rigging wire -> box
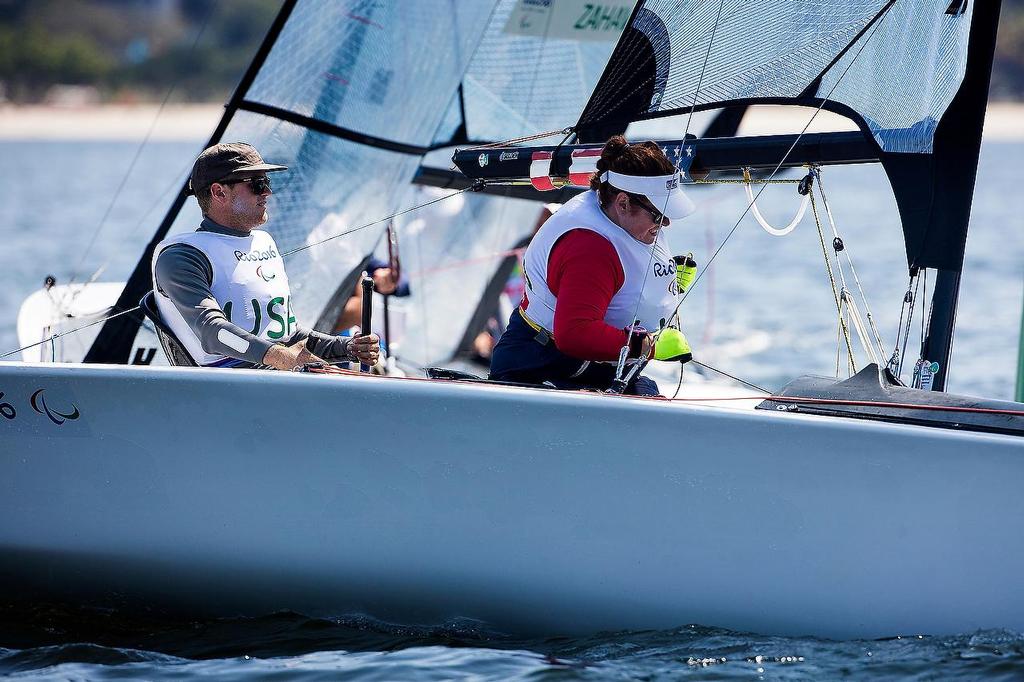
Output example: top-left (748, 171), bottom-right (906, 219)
top-left (664, 4), bottom-right (896, 330)
top-left (74, 171), bottom-right (190, 292)
top-left (897, 270), bottom-right (922, 379)
top-left (621, 0), bottom-right (726, 384)
top-left (813, 169), bottom-right (887, 357)
top-left (300, 365), bottom-right (1024, 418)
top-left (463, 127), bottom-right (574, 151)
top-left (689, 360), bottom-right (771, 395)
top-left (414, 200), bottom-right (432, 362)
top-left (519, 0), bottom-right (558, 144)
top-left (12, 2), bottom-right (899, 388)
top-left (681, 0), bottom-right (726, 141)
top-left (654, 7), bottom-right (898, 393)
top-left (279, 185), bottom-right (476, 259)
top-left (808, 184), bottom-right (856, 372)
top-left (61, 9), bottom-right (215, 304)
top-left (921, 268), bottom-right (929, 348)
top-left (910, 267), bottom-right (931, 388)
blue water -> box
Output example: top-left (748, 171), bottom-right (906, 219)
top-left (2, 605), bottom-right (1023, 680)
top-left (1, 138), bottom-right (1023, 678)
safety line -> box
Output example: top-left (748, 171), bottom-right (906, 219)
top-left (0, 306), bottom-right (141, 360)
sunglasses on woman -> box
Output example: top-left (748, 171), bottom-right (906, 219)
top-left (630, 194), bottom-right (666, 224)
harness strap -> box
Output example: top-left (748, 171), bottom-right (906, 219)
top-left (518, 306), bottom-right (591, 378)
top-left (518, 306), bottom-right (552, 346)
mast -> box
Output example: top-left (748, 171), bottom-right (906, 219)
top-left (914, 0), bottom-right (1002, 391)
top-left (84, 0), bottom-right (299, 364)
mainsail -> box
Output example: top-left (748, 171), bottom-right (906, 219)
top-left (86, 0), bottom-right (498, 364)
top-left (86, 0), bottom-right (626, 367)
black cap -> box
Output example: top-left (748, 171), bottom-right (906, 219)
top-left (187, 142), bottom-right (288, 195)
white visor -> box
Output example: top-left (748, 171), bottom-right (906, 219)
top-left (600, 170), bottom-right (696, 221)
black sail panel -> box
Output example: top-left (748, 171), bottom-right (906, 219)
top-left (576, 6), bottom-right (666, 143)
top-left (576, 0), bottom-right (997, 275)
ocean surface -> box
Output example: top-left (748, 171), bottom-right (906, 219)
top-left (1, 138), bottom-right (1023, 679)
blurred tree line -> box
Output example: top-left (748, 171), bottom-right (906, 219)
top-left (0, 0), bottom-right (281, 103)
top-left (993, 0), bottom-right (1024, 100)
top-left (0, 0), bottom-right (1022, 104)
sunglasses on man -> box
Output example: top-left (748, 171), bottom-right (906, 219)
top-left (220, 176), bottom-right (272, 194)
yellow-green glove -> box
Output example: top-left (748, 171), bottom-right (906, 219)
top-left (654, 327), bottom-right (692, 363)
top-left (673, 254), bottom-right (697, 294)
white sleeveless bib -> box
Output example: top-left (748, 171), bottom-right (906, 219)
top-left (153, 228), bottom-right (294, 366)
top-left (522, 191), bottom-right (678, 335)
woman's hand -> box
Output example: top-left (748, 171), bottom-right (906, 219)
top-left (625, 325), bottom-right (653, 359)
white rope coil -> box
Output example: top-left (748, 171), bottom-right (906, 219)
top-left (743, 170), bottom-right (809, 237)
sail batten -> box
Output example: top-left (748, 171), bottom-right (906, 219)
top-left (237, 100), bottom-right (454, 156)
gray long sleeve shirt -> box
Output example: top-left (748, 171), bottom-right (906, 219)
top-left (153, 218), bottom-right (352, 367)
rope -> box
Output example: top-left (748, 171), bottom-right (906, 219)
top-left (462, 127), bottom-right (574, 151)
top-left (742, 167), bottom-right (809, 236)
top-left (809, 188), bottom-right (856, 372)
top-left (691, 177), bottom-right (801, 185)
top-left (690, 360), bottom-right (771, 394)
top-left (0, 306), bottom-right (141, 360)
top-left (671, 363), bottom-right (686, 400)
top-left (813, 169), bottom-right (887, 358)
top-left (897, 271), bottom-right (922, 379)
top-left (14, 0), bottom-right (895, 385)
top-left (620, 0), bottom-right (729, 385)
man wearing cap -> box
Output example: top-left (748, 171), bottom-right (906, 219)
top-left (488, 136), bottom-right (694, 395)
top-left (152, 142), bottom-right (379, 370)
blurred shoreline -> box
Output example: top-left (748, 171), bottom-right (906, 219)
top-left (0, 102), bottom-right (1021, 142)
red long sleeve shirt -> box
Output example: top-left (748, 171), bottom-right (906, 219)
top-left (531, 228), bottom-right (630, 361)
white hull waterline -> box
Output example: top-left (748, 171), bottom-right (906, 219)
top-left (2, 362), bottom-right (1021, 639)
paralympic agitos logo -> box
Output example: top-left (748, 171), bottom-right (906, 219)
top-left (30, 389), bottom-right (81, 425)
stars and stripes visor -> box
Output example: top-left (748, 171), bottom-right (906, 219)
top-left (600, 170), bottom-right (696, 221)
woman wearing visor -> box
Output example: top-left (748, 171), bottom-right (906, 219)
top-left (488, 135), bottom-right (695, 396)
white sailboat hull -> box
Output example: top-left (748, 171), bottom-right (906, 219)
top-left (1, 362), bottom-right (1021, 638)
